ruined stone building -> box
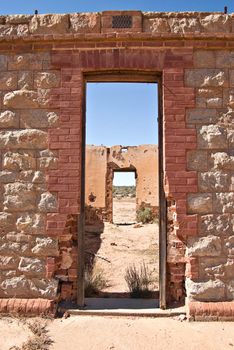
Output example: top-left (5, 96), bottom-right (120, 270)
top-left (0, 11), bottom-right (233, 320)
top-left (85, 144), bottom-right (158, 225)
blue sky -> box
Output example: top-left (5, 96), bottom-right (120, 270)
top-left (86, 83), bottom-right (157, 146)
top-left (1, 0), bottom-right (234, 14)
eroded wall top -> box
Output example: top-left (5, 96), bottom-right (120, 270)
top-left (0, 12), bottom-right (233, 39)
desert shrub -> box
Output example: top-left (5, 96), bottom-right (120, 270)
top-left (136, 207), bottom-right (154, 224)
top-left (124, 262), bottom-right (152, 298)
top-left (84, 266), bottom-right (108, 297)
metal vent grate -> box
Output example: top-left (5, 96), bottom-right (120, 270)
top-left (112, 15), bottom-right (132, 28)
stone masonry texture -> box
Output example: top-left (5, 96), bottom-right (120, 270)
top-left (0, 11), bottom-right (233, 318)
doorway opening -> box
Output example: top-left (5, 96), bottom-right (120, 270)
top-left (113, 170), bottom-right (137, 225)
top-left (79, 72), bottom-right (166, 309)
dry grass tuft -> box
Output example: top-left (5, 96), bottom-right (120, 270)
top-left (9, 318), bottom-right (53, 350)
top-left (85, 266), bottom-right (109, 297)
top-left (125, 261), bottom-right (152, 298)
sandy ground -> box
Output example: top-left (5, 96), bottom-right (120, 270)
top-left (113, 197), bottom-right (136, 224)
top-left (48, 316), bottom-right (234, 350)
top-left (85, 198), bottom-right (159, 294)
top-left (0, 317), bottom-right (30, 350)
top-left (1, 315), bottom-right (234, 350)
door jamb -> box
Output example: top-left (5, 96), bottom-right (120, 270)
top-left (77, 71), bottom-right (167, 308)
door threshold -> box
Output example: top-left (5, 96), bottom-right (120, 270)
top-left (59, 298), bottom-right (186, 318)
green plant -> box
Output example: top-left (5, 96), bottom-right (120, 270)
top-left (124, 262), bottom-right (152, 298)
top-left (136, 207), bottom-right (154, 224)
top-left (84, 266), bottom-right (108, 297)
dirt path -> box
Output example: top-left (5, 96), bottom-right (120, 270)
top-left (113, 197), bottom-right (136, 224)
top-left (85, 197), bottom-right (159, 295)
top-left (49, 316), bottom-right (234, 350)
top-left (1, 316), bottom-right (234, 350)
top-left (93, 222), bottom-right (159, 293)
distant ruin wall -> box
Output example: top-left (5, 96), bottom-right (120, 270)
top-left (85, 144), bottom-right (158, 224)
top-left (0, 11), bottom-right (233, 318)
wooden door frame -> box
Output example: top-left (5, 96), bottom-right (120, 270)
top-left (77, 70), bottom-right (167, 309)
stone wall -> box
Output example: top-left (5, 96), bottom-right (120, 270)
top-left (0, 10), bottom-right (233, 318)
top-left (85, 145), bottom-right (158, 224)
top-left (185, 52), bottom-right (234, 303)
top-left (0, 52), bottom-right (60, 301)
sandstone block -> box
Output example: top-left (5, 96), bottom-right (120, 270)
top-left (4, 89), bottom-right (50, 109)
top-left (199, 257), bottom-right (226, 279)
top-left (185, 69), bottom-right (228, 88)
top-left (0, 241), bottom-right (30, 255)
top-left (224, 260), bottom-right (234, 278)
top-left (34, 72), bottom-right (60, 89)
top-left (3, 151), bottom-right (36, 171)
top-left (186, 108), bottom-right (218, 124)
top-left (38, 192), bottom-right (57, 212)
top-left (219, 108), bottom-right (234, 125)
top-left (214, 193), bottom-right (234, 213)
top-left (0, 275), bottom-right (58, 298)
top-left (20, 110), bottom-right (59, 129)
top-left (0, 256), bottom-right (18, 269)
top-left (187, 150), bottom-right (208, 171)
top-left (186, 278), bottom-right (225, 301)
top-left (187, 235), bottom-right (222, 257)
top-left (0, 276), bottom-right (31, 297)
top-left (187, 193), bottom-right (212, 214)
top-left (216, 51), bottom-right (234, 68)
top-left (19, 257), bottom-right (45, 274)
top-left (32, 237), bottom-right (59, 256)
top-left (229, 70), bottom-right (234, 87)
top-left (0, 171), bottom-right (17, 183)
top-left (224, 235), bottom-right (234, 256)
top-left (211, 152), bottom-right (234, 171)
top-left (168, 17), bottom-right (201, 34)
top-left (198, 171), bottom-right (230, 192)
top-left (143, 17), bottom-right (170, 33)
top-left (0, 55), bottom-right (7, 71)
top-left (0, 72), bottom-right (17, 90)
top-left (0, 110), bottom-right (18, 128)
top-left (29, 14), bottom-right (69, 34)
top-left (196, 88), bottom-right (223, 108)
top-left (228, 129), bottom-right (234, 148)
top-left (198, 125), bottom-right (227, 149)
top-left (16, 170), bottom-right (45, 184)
top-left (5, 15), bottom-right (32, 24)
top-left (193, 50), bottom-right (216, 68)
top-left (227, 281), bottom-right (234, 300)
top-left (0, 25), bottom-right (15, 36)
top-left (200, 14), bottom-right (231, 33)
top-left (0, 130), bottom-right (47, 149)
top-left (38, 156), bottom-right (58, 170)
top-left (16, 213), bottom-right (45, 235)
top-left (70, 13), bottom-right (100, 33)
top-left (31, 278), bottom-right (58, 299)
top-left (18, 71), bottom-right (33, 90)
top-left (8, 54), bottom-right (43, 70)
top-left (223, 90), bottom-right (234, 109)
top-left (0, 212), bottom-right (15, 233)
top-left (199, 214), bottom-right (232, 236)
top-left (0, 24), bottom-right (29, 36)
top-left (4, 182), bottom-right (36, 211)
